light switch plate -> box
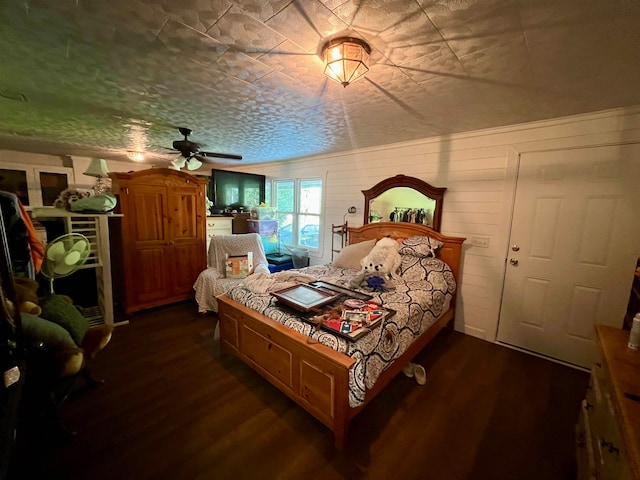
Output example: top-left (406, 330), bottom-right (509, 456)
top-left (471, 236), bottom-right (490, 248)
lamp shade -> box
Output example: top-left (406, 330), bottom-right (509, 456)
top-left (187, 157), bottom-right (202, 171)
top-left (323, 37), bottom-right (371, 87)
top-left (84, 158), bottom-right (109, 178)
top-left (170, 156), bottom-right (187, 169)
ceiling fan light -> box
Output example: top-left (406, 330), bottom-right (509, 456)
top-left (187, 157), bottom-right (202, 170)
top-left (127, 151), bottom-right (145, 162)
top-left (171, 156), bottom-right (187, 169)
top-left (323, 37), bottom-right (370, 87)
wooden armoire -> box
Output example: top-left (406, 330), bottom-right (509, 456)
top-left (109, 168), bottom-right (208, 315)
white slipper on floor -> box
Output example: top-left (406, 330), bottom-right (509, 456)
top-left (414, 364), bottom-right (426, 385)
top-left (402, 363), bottom-right (415, 378)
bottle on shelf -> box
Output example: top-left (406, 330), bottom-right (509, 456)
top-left (628, 313), bottom-right (640, 350)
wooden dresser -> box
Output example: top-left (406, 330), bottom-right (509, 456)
top-left (577, 325), bottom-right (640, 480)
top-left (205, 217), bottom-right (233, 253)
top-left (110, 168), bottom-right (207, 315)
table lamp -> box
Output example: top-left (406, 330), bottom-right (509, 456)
top-left (84, 158), bottom-right (110, 195)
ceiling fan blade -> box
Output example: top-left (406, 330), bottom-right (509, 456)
top-left (199, 151), bottom-right (243, 160)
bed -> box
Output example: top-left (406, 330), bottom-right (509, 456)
top-left (217, 222), bottom-right (465, 449)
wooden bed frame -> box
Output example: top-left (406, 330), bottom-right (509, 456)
top-left (217, 222), bottom-right (465, 449)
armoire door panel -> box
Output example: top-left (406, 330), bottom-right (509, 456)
top-left (172, 243), bottom-right (204, 296)
top-left (171, 187), bottom-right (202, 241)
top-left (133, 247), bottom-right (170, 304)
top-left (130, 186), bottom-right (169, 243)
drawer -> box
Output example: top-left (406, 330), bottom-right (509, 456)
top-left (584, 363), bottom-right (630, 480)
top-left (240, 324), bottom-right (293, 390)
top-left (206, 217), bottom-right (233, 236)
top-left (597, 392), bottom-right (628, 480)
top-left (576, 400), bottom-right (597, 480)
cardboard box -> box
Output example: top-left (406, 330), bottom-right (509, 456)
top-left (225, 252), bottom-right (253, 278)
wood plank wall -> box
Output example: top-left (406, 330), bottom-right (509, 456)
top-left (224, 107), bottom-right (640, 343)
top-left (2, 106), bottom-right (639, 344)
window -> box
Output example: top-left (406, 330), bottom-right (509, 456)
top-left (0, 164), bottom-right (74, 207)
top-left (273, 178), bottom-right (323, 250)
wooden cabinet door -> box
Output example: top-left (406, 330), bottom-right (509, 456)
top-left (169, 185), bottom-right (206, 296)
top-left (125, 184), bottom-right (172, 306)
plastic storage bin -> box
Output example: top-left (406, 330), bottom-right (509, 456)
top-left (250, 206), bottom-right (277, 220)
top-left (290, 247), bottom-right (309, 268)
top-left (247, 220), bottom-right (278, 236)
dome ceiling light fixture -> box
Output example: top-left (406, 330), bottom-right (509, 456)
top-left (322, 37), bottom-right (371, 87)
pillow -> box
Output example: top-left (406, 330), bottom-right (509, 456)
top-left (332, 239), bottom-right (376, 270)
top-left (399, 236), bottom-right (443, 258)
top-left (39, 294), bottom-right (89, 345)
top-left (400, 256), bottom-right (447, 282)
top-left (20, 312), bottom-right (78, 350)
top-left (69, 193), bottom-right (117, 213)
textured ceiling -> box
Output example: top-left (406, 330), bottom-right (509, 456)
top-left (0, 0), bottom-right (639, 168)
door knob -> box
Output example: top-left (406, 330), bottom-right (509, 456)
top-left (512, 244), bottom-right (520, 251)
top-left (509, 258), bottom-right (519, 266)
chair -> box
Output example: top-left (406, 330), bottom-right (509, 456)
top-left (193, 233), bottom-right (270, 314)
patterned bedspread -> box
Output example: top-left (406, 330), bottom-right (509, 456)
top-left (225, 257), bottom-right (456, 407)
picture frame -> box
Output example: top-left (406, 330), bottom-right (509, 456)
top-left (308, 280), bottom-right (372, 301)
top-left (225, 252), bottom-right (253, 278)
top-left (271, 284), bottom-right (341, 312)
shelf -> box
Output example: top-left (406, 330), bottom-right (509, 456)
top-left (331, 223), bottom-right (348, 260)
top-left (30, 207), bottom-right (120, 326)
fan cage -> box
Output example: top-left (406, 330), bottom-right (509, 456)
top-left (64, 217), bottom-right (102, 268)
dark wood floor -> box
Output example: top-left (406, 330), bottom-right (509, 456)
top-left (11, 301), bottom-right (588, 480)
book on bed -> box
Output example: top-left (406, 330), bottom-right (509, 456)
top-left (274, 281), bottom-right (394, 341)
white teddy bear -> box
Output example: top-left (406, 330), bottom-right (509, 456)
top-left (350, 236), bottom-right (402, 289)
top-left (361, 236), bottom-right (402, 279)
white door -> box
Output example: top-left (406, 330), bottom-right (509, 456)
top-left (497, 144), bottom-right (640, 367)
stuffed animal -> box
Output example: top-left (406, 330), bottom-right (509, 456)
top-left (361, 236), bottom-right (402, 280)
top-left (13, 277), bottom-right (42, 315)
top-left (12, 279), bottom-right (112, 379)
top-left (54, 188), bottom-right (93, 210)
top-left (366, 275), bottom-right (387, 292)
top-left (350, 236), bottom-right (402, 290)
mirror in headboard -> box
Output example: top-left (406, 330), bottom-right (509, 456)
top-left (362, 174), bottom-right (446, 231)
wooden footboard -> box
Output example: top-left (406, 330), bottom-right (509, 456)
top-left (217, 294), bottom-right (355, 449)
top-left (217, 294), bottom-right (454, 449)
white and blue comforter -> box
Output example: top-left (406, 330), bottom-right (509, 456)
top-left (226, 258), bottom-right (456, 407)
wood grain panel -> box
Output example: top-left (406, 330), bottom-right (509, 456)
top-left (241, 324), bottom-right (293, 389)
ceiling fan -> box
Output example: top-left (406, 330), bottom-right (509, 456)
top-left (167, 127), bottom-right (242, 171)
